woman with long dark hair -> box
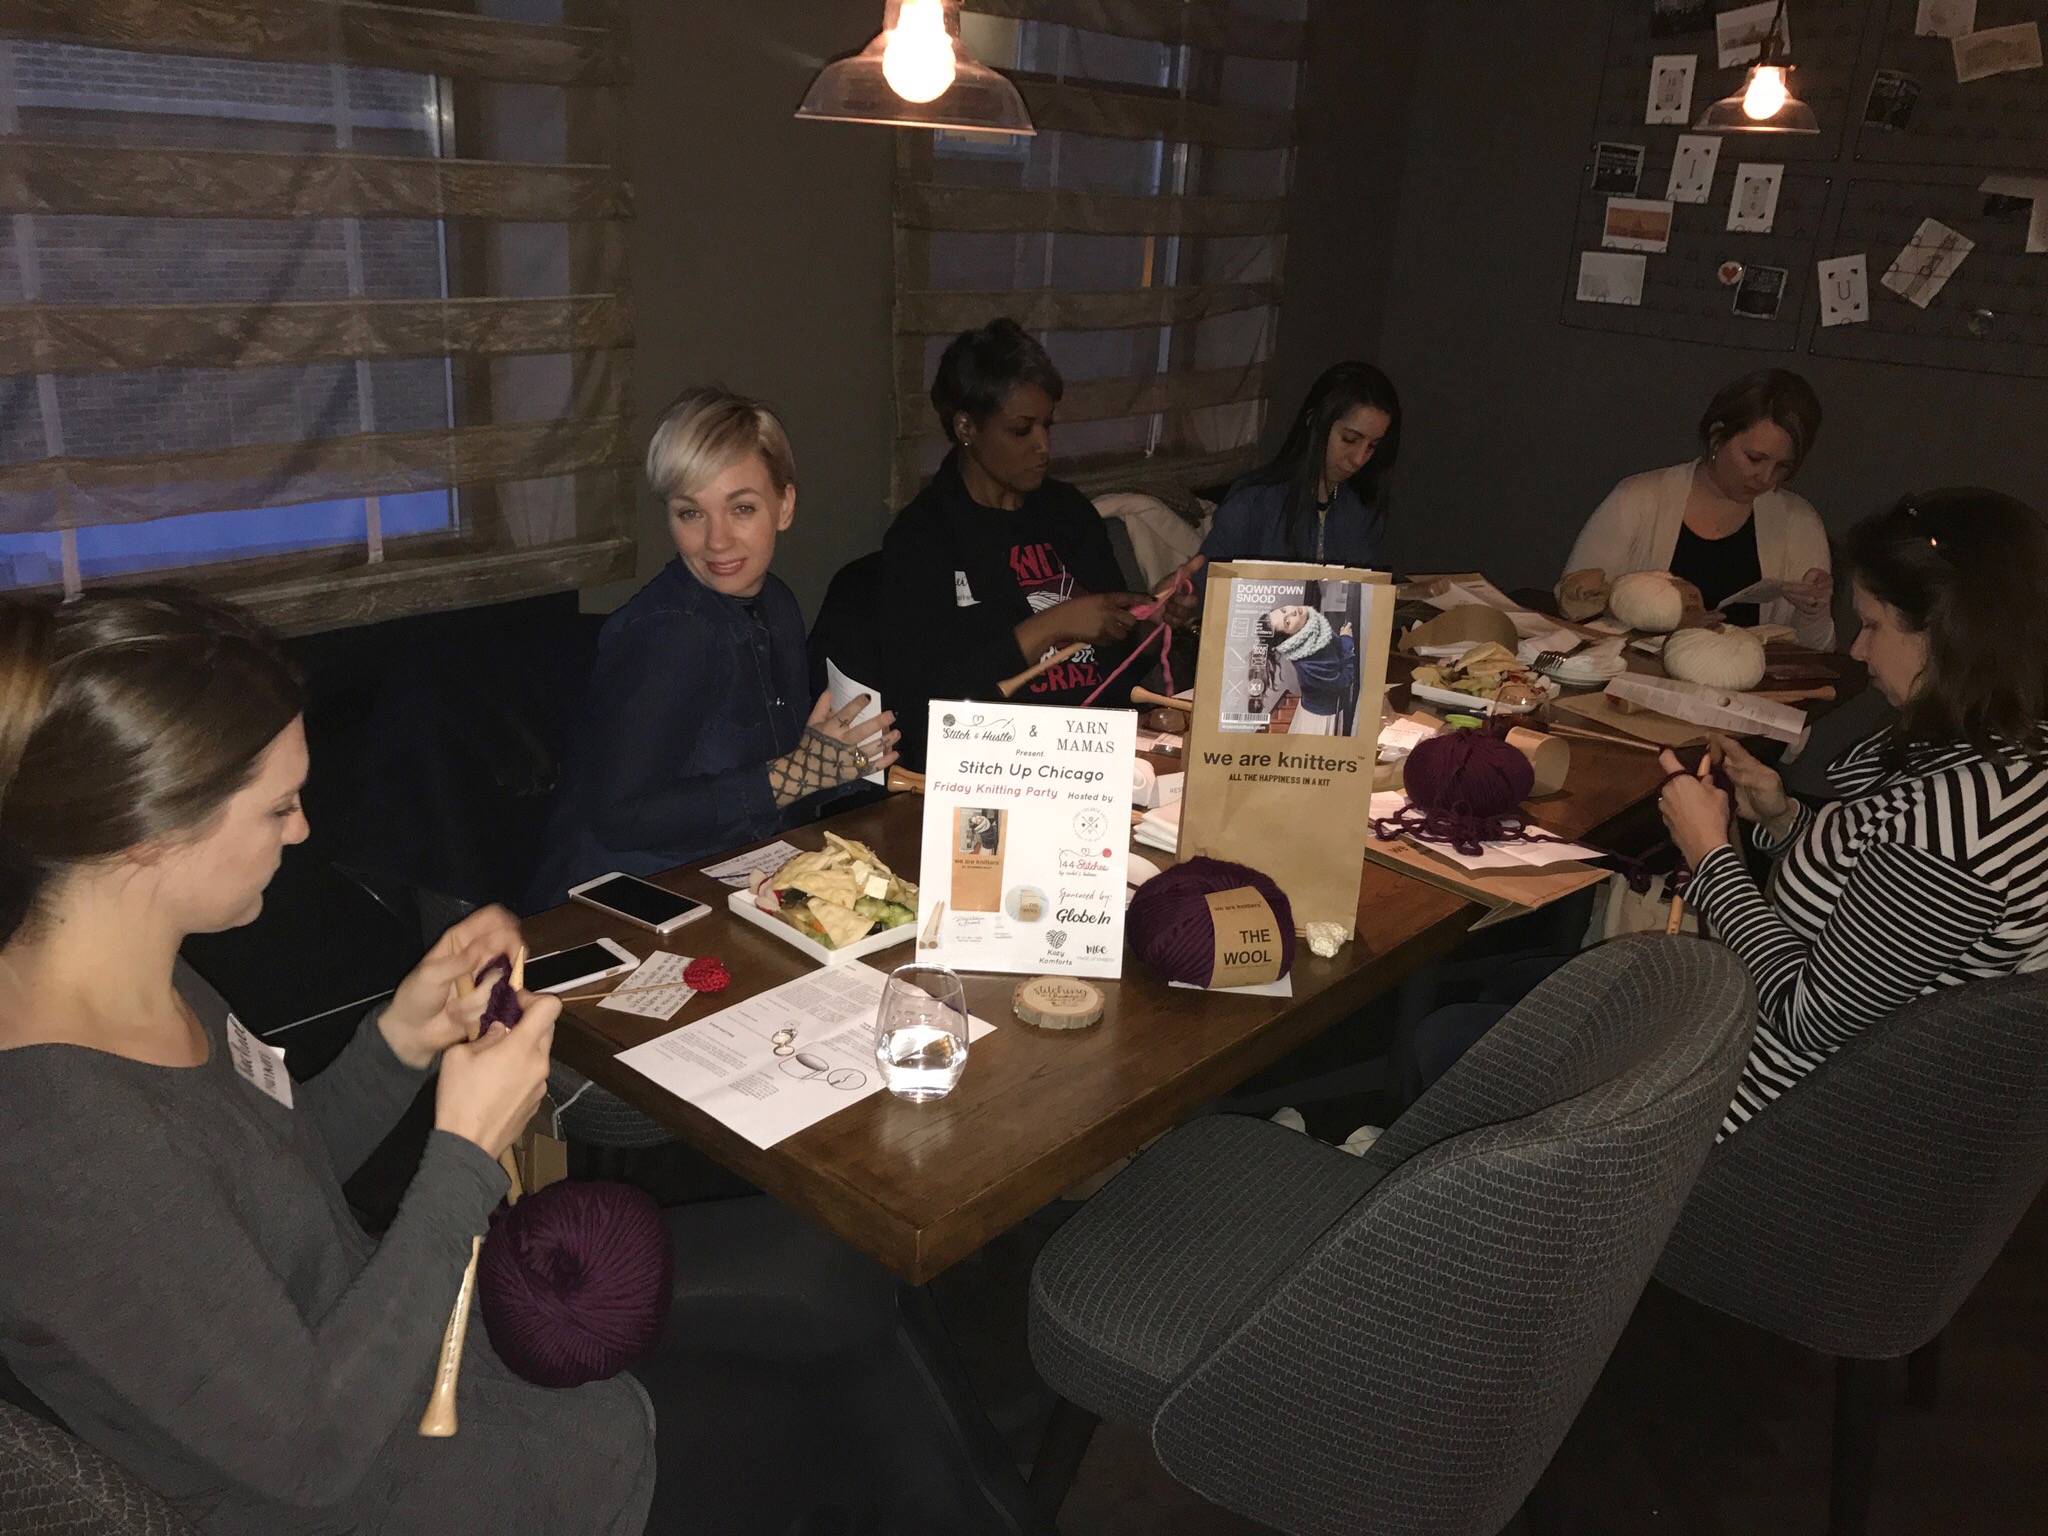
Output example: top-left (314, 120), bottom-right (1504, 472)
top-left (1201, 361), bottom-right (1402, 567)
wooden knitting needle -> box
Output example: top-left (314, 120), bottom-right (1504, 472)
top-left (420, 1239), bottom-right (483, 1437)
top-left (1000, 643), bottom-right (1085, 698)
top-left (1666, 892), bottom-right (1685, 935)
top-left (510, 945), bottom-right (526, 992)
top-left (1545, 722), bottom-right (1664, 755)
top-left (1130, 687), bottom-right (1192, 713)
top-left (886, 766), bottom-right (926, 794)
top-left (557, 977), bottom-right (700, 1004)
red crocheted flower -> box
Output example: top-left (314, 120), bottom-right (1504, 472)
top-left (684, 956), bottom-right (731, 993)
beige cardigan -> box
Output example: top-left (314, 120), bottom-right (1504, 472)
top-left (1565, 462), bottom-right (1835, 649)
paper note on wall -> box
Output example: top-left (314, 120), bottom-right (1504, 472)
top-left (1881, 218), bottom-right (1974, 308)
top-left (1816, 254), bottom-right (1869, 327)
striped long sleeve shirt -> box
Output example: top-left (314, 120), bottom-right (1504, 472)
top-left (1688, 728), bottom-right (2048, 1137)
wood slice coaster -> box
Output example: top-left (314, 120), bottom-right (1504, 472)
top-left (1013, 976), bottom-right (1105, 1030)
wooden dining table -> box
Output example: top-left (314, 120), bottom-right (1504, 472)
top-left (537, 649), bottom-right (1865, 1284)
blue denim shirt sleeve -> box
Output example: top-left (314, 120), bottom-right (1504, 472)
top-left (578, 608), bottom-right (780, 852)
top-left (1200, 483), bottom-right (1274, 563)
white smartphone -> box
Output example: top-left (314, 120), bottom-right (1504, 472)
top-left (521, 937), bottom-right (639, 994)
top-left (567, 872), bottom-right (715, 935)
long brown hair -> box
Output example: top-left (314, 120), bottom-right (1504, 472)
top-left (1844, 489), bottom-right (2048, 765)
top-left (0, 589), bottom-right (304, 945)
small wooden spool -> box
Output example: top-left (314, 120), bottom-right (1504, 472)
top-left (1013, 976), bottom-right (1105, 1031)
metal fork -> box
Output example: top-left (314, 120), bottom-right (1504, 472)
top-left (1533, 650), bottom-right (1568, 673)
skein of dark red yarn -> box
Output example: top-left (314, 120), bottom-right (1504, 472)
top-left (478, 1181), bottom-right (673, 1388)
top-left (1127, 856), bottom-right (1296, 986)
top-left (1374, 729), bottom-right (1539, 856)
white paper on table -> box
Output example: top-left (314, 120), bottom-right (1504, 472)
top-left (1423, 576), bottom-right (1520, 612)
top-left (1604, 673), bottom-right (1810, 745)
top-left (1980, 176), bottom-right (2048, 254)
top-left (1917, 0), bottom-right (1975, 37)
top-left (1816, 254), bottom-right (1870, 327)
top-left (826, 660), bottom-right (886, 785)
top-left (1132, 760), bottom-right (1185, 810)
top-left (618, 963), bottom-right (995, 1150)
top-left (1727, 163), bottom-right (1784, 233)
top-left (701, 840), bottom-right (806, 888)
top-left (1516, 631), bottom-right (1585, 665)
top-left (1375, 715), bottom-right (1442, 762)
top-left (1717, 1), bottom-right (1789, 67)
top-left (1666, 134), bottom-right (1722, 204)
top-left (1646, 53), bottom-right (1697, 123)
top-left (1135, 798), bottom-right (1181, 856)
top-left (598, 950), bottom-right (698, 1021)
top-left (1170, 974), bottom-right (1296, 998)
top-left (1135, 730), bottom-right (1185, 753)
top-left (1953, 22), bottom-right (2042, 82)
top-left (1881, 218), bottom-right (1974, 309)
top-left (1577, 250), bottom-right (1647, 306)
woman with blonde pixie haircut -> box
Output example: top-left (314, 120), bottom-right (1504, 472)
top-left (528, 387), bottom-right (898, 907)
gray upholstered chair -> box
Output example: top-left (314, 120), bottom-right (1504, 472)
top-left (0, 1400), bottom-right (196, 1535)
top-left (1028, 936), bottom-right (1757, 1536)
top-left (1654, 968), bottom-right (2048, 1536)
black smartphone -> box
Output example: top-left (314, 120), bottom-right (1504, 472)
top-left (522, 938), bottom-right (639, 994)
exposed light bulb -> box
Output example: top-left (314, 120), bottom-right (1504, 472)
top-left (1743, 65), bottom-right (1789, 120)
top-left (882, 0), bottom-right (957, 104)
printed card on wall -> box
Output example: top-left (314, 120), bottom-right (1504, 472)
top-left (1716, 1), bottom-right (1790, 68)
top-left (1646, 54), bottom-right (1697, 123)
top-left (1881, 218), bottom-right (1974, 308)
top-left (1665, 134), bottom-right (1721, 203)
top-left (1577, 250), bottom-right (1647, 305)
top-left (1916, 0), bottom-right (1974, 37)
top-left (1953, 22), bottom-right (2041, 83)
top-left (1591, 141), bottom-right (1646, 195)
top-left (1816, 254), bottom-right (1869, 326)
top-left (918, 701), bottom-right (1134, 978)
top-left (1727, 163), bottom-right (1784, 233)
top-left (1602, 197), bottom-right (1674, 252)
top-left (1177, 562), bottom-right (1395, 937)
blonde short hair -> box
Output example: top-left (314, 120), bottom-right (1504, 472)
top-left (645, 387), bottom-right (796, 503)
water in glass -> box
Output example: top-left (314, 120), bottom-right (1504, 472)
top-left (875, 964), bottom-right (968, 1101)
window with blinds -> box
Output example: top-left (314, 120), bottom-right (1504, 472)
top-left (0, 0), bottom-right (635, 634)
top-left (891, 0), bottom-right (1305, 505)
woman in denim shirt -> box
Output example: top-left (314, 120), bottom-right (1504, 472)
top-left (527, 389), bottom-right (897, 910)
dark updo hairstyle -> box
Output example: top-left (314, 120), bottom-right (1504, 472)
top-left (1698, 367), bottom-right (1824, 478)
top-left (930, 318), bottom-right (1065, 446)
top-left (0, 589), bottom-right (304, 945)
top-left (1843, 488), bottom-right (2048, 765)
top-left (1238, 361), bottom-right (1403, 561)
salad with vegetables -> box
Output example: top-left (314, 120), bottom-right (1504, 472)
top-left (749, 833), bottom-right (919, 949)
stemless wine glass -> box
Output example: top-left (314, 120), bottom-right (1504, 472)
top-left (874, 964), bottom-right (969, 1102)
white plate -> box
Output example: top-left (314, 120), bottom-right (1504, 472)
top-left (1409, 680), bottom-right (1555, 717)
top-left (726, 889), bottom-right (917, 967)
top-left (1538, 653), bottom-right (1627, 686)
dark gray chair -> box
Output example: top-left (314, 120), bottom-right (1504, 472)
top-left (0, 1401), bottom-right (196, 1535)
top-left (1028, 936), bottom-right (1758, 1536)
top-left (1654, 968), bottom-right (2048, 1536)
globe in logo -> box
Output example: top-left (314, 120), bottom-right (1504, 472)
top-left (1047, 930), bottom-right (1067, 951)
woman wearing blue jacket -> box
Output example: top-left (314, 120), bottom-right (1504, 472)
top-left (1201, 361), bottom-right (1402, 569)
top-left (1257, 603), bottom-right (1357, 735)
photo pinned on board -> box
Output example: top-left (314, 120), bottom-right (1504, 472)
top-left (1602, 197), bottom-right (1675, 253)
top-left (1863, 69), bottom-right (1921, 132)
top-left (1733, 263), bottom-right (1789, 320)
top-left (1218, 576), bottom-right (1369, 738)
top-left (1591, 141), bottom-right (1647, 196)
top-left (1650, 0), bottom-right (1713, 36)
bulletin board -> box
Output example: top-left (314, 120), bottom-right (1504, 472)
top-left (1562, 0), bottom-right (2048, 379)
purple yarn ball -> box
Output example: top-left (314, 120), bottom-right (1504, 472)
top-left (1402, 729), bottom-right (1534, 821)
top-left (1126, 856), bottom-right (1296, 987)
top-left (478, 1181), bottom-right (673, 1388)
top-left (473, 954), bottom-right (524, 1030)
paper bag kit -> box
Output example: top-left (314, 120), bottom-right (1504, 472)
top-left (1178, 561), bottom-right (1396, 937)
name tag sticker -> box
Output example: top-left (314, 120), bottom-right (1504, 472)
top-left (227, 1015), bottom-right (293, 1109)
top-left (954, 571), bottom-right (978, 607)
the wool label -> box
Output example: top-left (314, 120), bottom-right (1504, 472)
top-left (226, 1015), bottom-right (293, 1109)
top-left (1205, 887), bottom-right (1284, 987)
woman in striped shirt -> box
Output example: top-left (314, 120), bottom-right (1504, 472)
top-left (1661, 488), bottom-right (2048, 1135)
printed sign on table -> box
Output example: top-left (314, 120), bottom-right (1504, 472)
top-left (918, 701), bottom-right (1135, 978)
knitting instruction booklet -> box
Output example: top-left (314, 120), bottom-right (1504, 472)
top-left (618, 962), bottom-right (993, 1148)
top-left (917, 701), bottom-right (1136, 979)
top-left (1179, 561), bottom-right (1396, 937)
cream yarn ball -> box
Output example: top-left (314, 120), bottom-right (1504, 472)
top-left (1608, 571), bottom-right (1688, 633)
top-left (1664, 626), bottom-right (1767, 691)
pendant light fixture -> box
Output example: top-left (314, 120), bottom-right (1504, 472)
top-left (1693, 0), bottom-right (1819, 134)
top-left (797, 0), bottom-right (1035, 137)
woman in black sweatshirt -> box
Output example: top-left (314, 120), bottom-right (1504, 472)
top-left (879, 319), bottom-right (1201, 768)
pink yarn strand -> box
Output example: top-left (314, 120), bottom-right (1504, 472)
top-left (1079, 569), bottom-right (1190, 708)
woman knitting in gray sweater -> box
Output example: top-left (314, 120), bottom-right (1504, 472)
top-left (0, 591), bottom-right (651, 1535)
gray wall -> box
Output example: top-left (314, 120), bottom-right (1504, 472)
top-left (1284, 0), bottom-right (2048, 594)
top-left (592, 0), bottom-right (897, 617)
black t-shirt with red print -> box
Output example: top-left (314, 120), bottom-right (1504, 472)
top-left (878, 451), bottom-right (1143, 770)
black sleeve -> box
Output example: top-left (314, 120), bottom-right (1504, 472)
top-left (578, 610), bottom-right (780, 853)
top-left (877, 511), bottom-right (1032, 711)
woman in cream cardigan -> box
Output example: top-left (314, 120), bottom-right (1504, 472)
top-left (1565, 369), bottom-right (1835, 649)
